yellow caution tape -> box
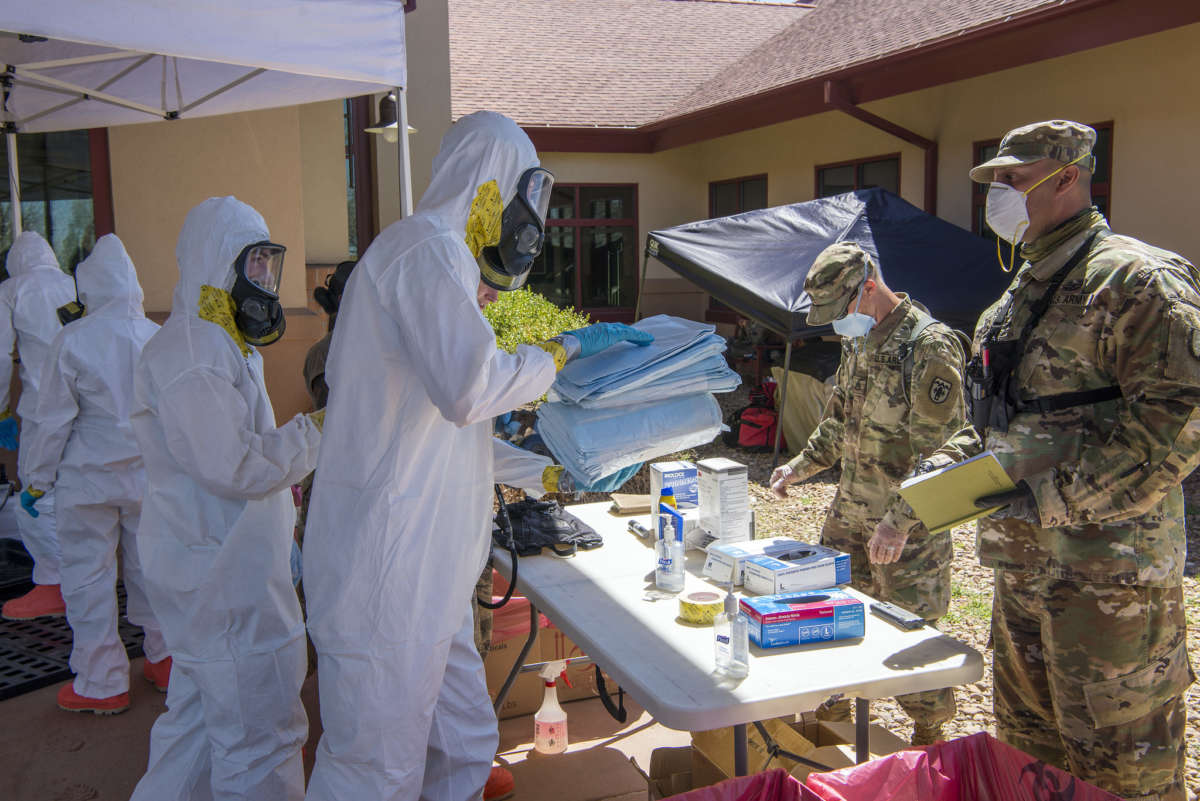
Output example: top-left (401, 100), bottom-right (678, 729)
top-left (679, 591), bottom-right (724, 625)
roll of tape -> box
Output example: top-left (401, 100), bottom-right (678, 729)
top-left (679, 590), bottom-right (724, 625)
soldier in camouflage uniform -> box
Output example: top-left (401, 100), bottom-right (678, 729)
top-left (924, 120), bottom-right (1196, 801)
top-left (770, 242), bottom-right (969, 745)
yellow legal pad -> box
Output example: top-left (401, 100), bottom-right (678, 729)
top-left (897, 451), bottom-right (1017, 534)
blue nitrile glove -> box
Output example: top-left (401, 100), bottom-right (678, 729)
top-left (20, 487), bottom-right (44, 518)
top-left (0, 413), bottom-right (18, 451)
top-left (290, 540), bottom-right (303, 588)
top-left (563, 323), bottom-right (654, 359)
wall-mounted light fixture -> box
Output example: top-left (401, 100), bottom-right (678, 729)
top-left (365, 92), bottom-right (417, 143)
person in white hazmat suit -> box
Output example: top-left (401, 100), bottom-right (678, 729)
top-left (0, 231), bottom-right (76, 620)
top-left (128, 197), bottom-right (323, 801)
top-left (304, 111), bottom-right (651, 801)
top-left (20, 234), bottom-right (170, 715)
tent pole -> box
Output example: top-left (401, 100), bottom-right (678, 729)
top-left (6, 131), bottom-right (21, 234)
top-left (770, 339), bottom-right (792, 471)
top-left (396, 85), bottom-right (413, 218)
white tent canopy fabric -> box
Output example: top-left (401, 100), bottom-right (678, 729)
top-left (2, 0), bottom-right (409, 231)
top-left (2, 0), bottom-right (406, 132)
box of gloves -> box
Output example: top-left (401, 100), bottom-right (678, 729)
top-left (740, 589), bottom-right (865, 649)
top-left (741, 543), bottom-right (850, 596)
top-left (703, 538), bottom-right (804, 586)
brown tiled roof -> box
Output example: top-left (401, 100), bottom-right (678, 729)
top-left (448, 0), bottom-right (811, 128)
top-left (656, 0), bottom-right (1074, 122)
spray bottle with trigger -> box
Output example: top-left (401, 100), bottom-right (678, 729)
top-left (533, 659), bottom-right (571, 754)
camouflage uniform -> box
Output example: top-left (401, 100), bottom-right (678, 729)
top-left (935, 121), bottom-right (1197, 801)
top-left (787, 243), bottom-right (969, 733)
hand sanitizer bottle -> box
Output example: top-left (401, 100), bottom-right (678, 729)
top-left (714, 588), bottom-right (750, 678)
top-left (533, 660), bottom-right (569, 754)
top-left (655, 503), bottom-right (686, 593)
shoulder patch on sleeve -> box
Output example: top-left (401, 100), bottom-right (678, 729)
top-left (929, 376), bottom-right (952, 404)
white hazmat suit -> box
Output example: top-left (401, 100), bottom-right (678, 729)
top-left (0, 231), bottom-right (75, 588)
top-left (304, 111), bottom-right (558, 801)
top-left (23, 234), bottom-right (166, 699)
top-left (129, 197), bottom-right (321, 801)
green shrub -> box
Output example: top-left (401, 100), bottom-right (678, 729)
top-left (483, 288), bottom-right (591, 353)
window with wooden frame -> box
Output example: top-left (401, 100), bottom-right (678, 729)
top-left (0, 128), bottom-right (110, 276)
top-left (815, 154), bottom-right (900, 198)
top-left (707, 174), bottom-right (768, 321)
top-left (971, 121), bottom-right (1114, 239)
top-left (709, 174), bottom-right (767, 218)
top-left (527, 184), bottom-right (638, 322)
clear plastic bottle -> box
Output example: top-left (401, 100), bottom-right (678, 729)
top-left (655, 508), bottom-right (686, 593)
top-left (714, 589), bottom-right (750, 678)
top-left (533, 660), bottom-right (568, 754)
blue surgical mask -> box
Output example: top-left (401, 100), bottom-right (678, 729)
top-left (831, 269), bottom-right (875, 339)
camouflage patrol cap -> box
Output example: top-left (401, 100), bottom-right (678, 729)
top-left (804, 242), bottom-right (873, 326)
top-left (969, 120), bottom-right (1097, 183)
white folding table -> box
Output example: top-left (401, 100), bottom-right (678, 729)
top-left (492, 501), bottom-right (983, 774)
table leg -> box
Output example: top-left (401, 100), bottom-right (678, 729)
top-left (493, 601), bottom-right (540, 713)
top-left (855, 698), bottom-right (870, 763)
top-left (733, 723), bottom-right (748, 776)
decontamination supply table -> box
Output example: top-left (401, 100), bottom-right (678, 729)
top-left (492, 501), bottom-right (983, 775)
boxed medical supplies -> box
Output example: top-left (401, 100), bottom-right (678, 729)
top-left (740, 589), bottom-right (865, 648)
top-left (690, 717), bottom-right (816, 778)
top-left (697, 457), bottom-right (749, 543)
top-left (650, 461), bottom-right (698, 530)
top-left (688, 717), bottom-right (908, 788)
top-left (741, 542), bottom-right (850, 596)
top-left (702, 538), bottom-right (802, 586)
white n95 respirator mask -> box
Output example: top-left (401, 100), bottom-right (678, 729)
top-left (984, 183), bottom-right (1031, 246)
top-left (984, 152), bottom-right (1090, 272)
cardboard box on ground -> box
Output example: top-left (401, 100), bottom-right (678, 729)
top-left (484, 622), bottom-right (605, 719)
top-left (638, 746), bottom-right (693, 800)
top-left (685, 714), bottom-right (910, 790)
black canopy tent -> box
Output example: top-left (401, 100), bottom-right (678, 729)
top-left (640, 188), bottom-right (1011, 465)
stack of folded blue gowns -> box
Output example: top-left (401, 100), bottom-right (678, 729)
top-left (537, 315), bottom-right (741, 483)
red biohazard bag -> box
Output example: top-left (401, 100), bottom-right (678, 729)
top-left (801, 732), bottom-right (1123, 801)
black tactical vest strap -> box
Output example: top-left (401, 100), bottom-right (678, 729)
top-left (1006, 230), bottom-right (1120, 413)
top-left (1010, 230), bottom-right (1107, 347)
top-left (968, 230), bottom-right (1118, 434)
top-left (1015, 385), bottom-right (1123, 414)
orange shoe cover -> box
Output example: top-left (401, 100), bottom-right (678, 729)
top-left (142, 656), bottom-right (172, 693)
top-left (57, 683), bottom-right (130, 716)
top-left (2, 584), bottom-right (66, 620)
top-left (484, 766), bottom-right (515, 801)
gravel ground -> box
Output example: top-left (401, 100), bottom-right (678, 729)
top-left (685, 387), bottom-right (1200, 797)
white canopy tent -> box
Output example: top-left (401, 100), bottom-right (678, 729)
top-left (1, 0), bottom-right (412, 234)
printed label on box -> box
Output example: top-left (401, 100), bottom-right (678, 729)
top-left (703, 538), bottom-right (800, 585)
top-left (651, 461), bottom-right (698, 528)
top-left (741, 543), bottom-right (851, 595)
top-left (740, 589), bottom-right (865, 648)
